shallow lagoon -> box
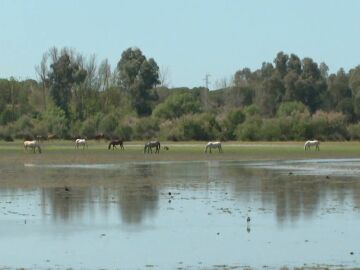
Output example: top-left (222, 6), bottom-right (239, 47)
top-left (1, 158), bottom-right (360, 269)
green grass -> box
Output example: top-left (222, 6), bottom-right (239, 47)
top-left (1, 140), bottom-right (360, 163)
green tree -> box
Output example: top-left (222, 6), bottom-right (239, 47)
top-left (117, 47), bottom-right (160, 116)
top-left (48, 53), bottom-right (87, 117)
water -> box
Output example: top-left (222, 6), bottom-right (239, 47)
top-left (1, 159), bottom-right (360, 269)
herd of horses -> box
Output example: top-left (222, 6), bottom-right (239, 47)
top-left (22, 138), bottom-right (321, 154)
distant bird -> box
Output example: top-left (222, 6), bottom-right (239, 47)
top-left (247, 217), bottom-right (251, 223)
top-left (326, 175), bottom-right (330, 179)
top-left (64, 186), bottom-right (70, 192)
top-left (168, 192), bottom-right (172, 196)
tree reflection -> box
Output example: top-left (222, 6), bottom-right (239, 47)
top-left (29, 160), bottom-right (360, 226)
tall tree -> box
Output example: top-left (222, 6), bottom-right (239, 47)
top-left (117, 47), bottom-right (159, 115)
top-left (48, 53), bottom-right (87, 118)
top-left (35, 52), bottom-right (49, 111)
top-left (274, 52), bottom-right (289, 77)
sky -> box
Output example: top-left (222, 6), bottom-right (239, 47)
top-left (1, 0), bottom-right (360, 89)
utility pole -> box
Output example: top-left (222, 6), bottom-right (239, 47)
top-left (202, 73), bottom-right (211, 110)
top-left (10, 78), bottom-right (15, 121)
top-left (203, 73), bottom-right (211, 89)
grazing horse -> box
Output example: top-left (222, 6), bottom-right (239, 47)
top-left (144, 140), bottom-right (161, 154)
top-left (304, 140), bottom-right (320, 151)
top-left (204, 141), bottom-right (223, 153)
top-left (24, 140), bottom-right (42, 154)
top-left (108, 139), bottom-right (124, 150)
top-left (75, 138), bottom-right (88, 149)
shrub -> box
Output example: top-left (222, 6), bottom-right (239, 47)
top-left (80, 118), bottom-right (97, 139)
top-left (277, 101), bottom-right (308, 117)
top-left (98, 113), bottom-right (118, 135)
top-left (42, 107), bottom-right (68, 138)
top-left (347, 123), bottom-right (360, 140)
top-left (260, 119), bottom-right (281, 141)
top-left (153, 92), bottom-right (202, 119)
top-left (235, 116), bottom-right (262, 141)
top-left (114, 125), bottom-right (133, 141)
top-left (134, 117), bottom-right (160, 139)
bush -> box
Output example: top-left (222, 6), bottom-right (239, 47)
top-left (42, 107), bottom-right (68, 138)
top-left (81, 118), bottom-right (97, 139)
top-left (277, 101), bottom-right (308, 117)
top-left (260, 119), bottom-right (281, 141)
top-left (153, 92), bottom-right (202, 119)
top-left (134, 117), bottom-right (160, 139)
top-left (235, 116), bottom-right (262, 141)
top-left (98, 113), bottom-right (118, 135)
top-left (347, 124), bottom-right (360, 140)
top-left (114, 125), bottom-right (133, 141)
top-left (222, 109), bottom-right (246, 140)
top-left (310, 111), bottom-right (348, 140)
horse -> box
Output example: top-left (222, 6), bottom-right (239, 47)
top-left (47, 134), bottom-right (58, 140)
top-left (95, 133), bottom-right (105, 141)
top-left (204, 141), bottom-right (223, 153)
top-left (24, 140), bottom-right (42, 154)
top-left (108, 139), bottom-right (124, 150)
top-left (144, 140), bottom-right (161, 154)
top-left (75, 138), bottom-right (88, 149)
top-left (36, 135), bottom-right (47, 142)
top-left (304, 140), bottom-right (320, 151)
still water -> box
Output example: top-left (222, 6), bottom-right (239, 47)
top-left (1, 159), bottom-right (360, 269)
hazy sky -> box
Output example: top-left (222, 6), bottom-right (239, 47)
top-left (1, 0), bottom-right (360, 88)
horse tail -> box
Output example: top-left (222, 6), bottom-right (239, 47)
top-left (144, 145), bottom-right (147, 154)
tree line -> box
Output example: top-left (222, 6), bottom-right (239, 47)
top-left (1, 48), bottom-right (360, 141)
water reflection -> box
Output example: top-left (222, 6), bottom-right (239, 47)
top-left (1, 159), bottom-right (360, 268)
top-left (1, 160), bottom-right (355, 226)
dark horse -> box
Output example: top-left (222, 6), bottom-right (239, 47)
top-left (144, 140), bottom-right (161, 154)
top-left (108, 139), bottom-right (124, 150)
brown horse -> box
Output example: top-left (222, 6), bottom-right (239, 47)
top-left (108, 139), bottom-right (124, 150)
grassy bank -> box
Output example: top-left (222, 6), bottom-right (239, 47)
top-left (1, 140), bottom-right (360, 164)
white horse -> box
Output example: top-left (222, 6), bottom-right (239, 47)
top-left (24, 140), bottom-right (42, 154)
top-left (304, 140), bottom-right (320, 151)
top-left (75, 138), bottom-right (88, 149)
top-left (204, 141), bottom-right (223, 153)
